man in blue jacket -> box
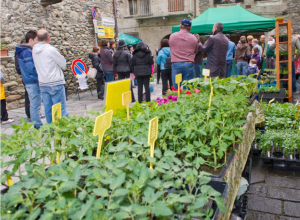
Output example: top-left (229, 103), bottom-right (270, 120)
top-left (225, 34), bottom-right (236, 78)
top-left (16, 30), bottom-right (43, 129)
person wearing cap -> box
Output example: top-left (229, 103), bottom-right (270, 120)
top-left (113, 40), bottom-right (136, 102)
top-left (199, 22), bottom-right (228, 78)
top-left (225, 34), bottom-right (236, 78)
top-left (169, 18), bottom-right (198, 89)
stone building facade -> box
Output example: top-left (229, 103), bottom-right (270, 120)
top-left (1, 0), bottom-right (114, 110)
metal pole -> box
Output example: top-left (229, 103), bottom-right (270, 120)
top-left (95, 33), bottom-right (98, 46)
top-left (113, 0), bottom-right (119, 40)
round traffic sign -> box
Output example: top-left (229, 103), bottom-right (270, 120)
top-left (72, 59), bottom-right (87, 76)
top-left (92, 7), bottom-right (97, 19)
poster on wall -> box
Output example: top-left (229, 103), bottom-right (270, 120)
top-left (102, 17), bottom-right (115, 27)
top-left (97, 26), bottom-right (115, 38)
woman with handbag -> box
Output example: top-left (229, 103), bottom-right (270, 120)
top-left (89, 46), bottom-right (105, 100)
top-left (113, 40), bottom-right (135, 102)
top-left (156, 39), bottom-right (172, 95)
top-left (132, 41), bottom-right (154, 103)
top-left (100, 39), bottom-right (114, 82)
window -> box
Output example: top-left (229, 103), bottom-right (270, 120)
top-left (214, 0), bottom-right (244, 4)
top-left (139, 0), bottom-right (151, 16)
top-left (39, 0), bottom-right (62, 6)
top-left (128, 0), bottom-right (137, 15)
top-left (168, 0), bottom-right (184, 12)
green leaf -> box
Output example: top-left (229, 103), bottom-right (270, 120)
top-left (178, 195), bottom-right (193, 203)
top-left (78, 190), bottom-right (87, 200)
top-left (193, 196), bottom-right (209, 209)
top-left (210, 138), bottom-right (218, 146)
top-left (93, 188), bottom-right (108, 197)
top-left (59, 181), bottom-right (77, 193)
top-left (113, 188), bottom-right (129, 197)
top-left (75, 196), bottom-right (95, 220)
top-left (28, 208), bottom-right (41, 220)
top-left (151, 201), bottom-right (172, 217)
top-left (133, 205), bottom-right (150, 216)
top-left (214, 197), bottom-right (227, 213)
top-left (113, 211), bottom-right (130, 219)
top-left (36, 188), bottom-right (52, 199)
top-left (110, 173), bottom-right (126, 190)
top-left (234, 130), bottom-right (243, 139)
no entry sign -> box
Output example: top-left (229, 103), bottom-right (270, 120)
top-left (92, 7), bottom-right (97, 20)
top-left (72, 59), bottom-right (87, 76)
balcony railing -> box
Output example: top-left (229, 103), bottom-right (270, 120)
top-left (139, 0), bottom-right (151, 16)
top-left (168, 0), bottom-right (184, 12)
top-left (214, 0), bottom-right (244, 4)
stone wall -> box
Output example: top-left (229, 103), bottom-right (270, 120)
top-left (285, 0), bottom-right (300, 33)
top-left (1, 0), bottom-right (114, 110)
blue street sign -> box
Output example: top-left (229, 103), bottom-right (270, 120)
top-left (72, 59), bottom-right (87, 76)
top-left (92, 7), bottom-right (97, 20)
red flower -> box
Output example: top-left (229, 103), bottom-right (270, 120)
top-left (193, 89), bottom-right (201, 93)
top-left (171, 86), bottom-right (175, 91)
top-left (185, 91), bottom-right (192, 95)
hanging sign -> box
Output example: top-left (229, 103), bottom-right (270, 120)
top-left (52, 102), bottom-right (62, 163)
top-left (175, 74), bottom-right (182, 98)
top-left (148, 117), bottom-right (158, 169)
top-left (72, 59), bottom-right (87, 76)
top-left (93, 110), bottom-right (113, 157)
top-left (102, 17), bottom-right (115, 27)
top-left (98, 26), bottom-right (115, 39)
top-left (92, 7), bottom-right (97, 20)
top-left (122, 91), bottom-right (132, 121)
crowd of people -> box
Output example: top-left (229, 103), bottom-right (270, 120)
top-left (1, 19), bottom-right (300, 127)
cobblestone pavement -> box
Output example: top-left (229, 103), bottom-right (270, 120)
top-left (246, 155), bottom-right (300, 220)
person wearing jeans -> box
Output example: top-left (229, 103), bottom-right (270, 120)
top-left (33, 29), bottom-right (68, 124)
top-left (169, 19), bottom-right (198, 89)
top-left (25, 84), bottom-right (43, 128)
top-left (236, 62), bottom-right (248, 76)
top-left (156, 39), bottom-right (172, 95)
top-left (16, 30), bottom-right (43, 128)
top-left (40, 85), bottom-right (68, 123)
top-left (171, 62), bottom-right (194, 90)
top-left (100, 39), bottom-right (114, 82)
top-left (225, 34), bottom-right (236, 78)
top-left (235, 36), bottom-right (251, 76)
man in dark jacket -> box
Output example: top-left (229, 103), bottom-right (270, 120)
top-left (15, 30), bottom-right (43, 129)
top-left (100, 39), bottom-right (114, 82)
top-left (15, 39), bottom-right (31, 121)
top-left (113, 40), bottom-right (132, 78)
top-left (199, 22), bottom-right (228, 78)
top-left (193, 34), bottom-right (203, 78)
top-left (132, 42), bottom-right (154, 103)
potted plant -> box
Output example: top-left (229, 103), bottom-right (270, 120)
top-left (279, 34), bottom-right (288, 42)
top-left (0, 43), bottom-right (8, 57)
top-left (276, 17), bottom-right (284, 24)
top-left (279, 51), bottom-right (288, 61)
top-left (280, 67), bottom-right (288, 79)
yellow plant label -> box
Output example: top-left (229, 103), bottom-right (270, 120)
top-left (52, 103), bottom-right (62, 122)
top-left (202, 68), bottom-right (210, 81)
top-left (207, 78), bottom-right (214, 122)
top-left (267, 98), bottom-right (275, 111)
top-left (175, 74), bottom-right (182, 98)
top-left (52, 103), bottom-right (62, 164)
top-left (148, 117), bottom-right (158, 169)
top-left (6, 175), bottom-right (13, 186)
top-left (122, 91), bottom-right (131, 121)
top-left (93, 110), bottom-right (113, 157)
top-left (105, 79), bottom-right (131, 114)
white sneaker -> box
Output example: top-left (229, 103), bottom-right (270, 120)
top-left (1, 119), bottom-right (15, 124)
top-left (293, 91), bottom-right (300, 95)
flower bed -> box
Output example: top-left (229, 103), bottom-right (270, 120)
top-left (1, 76), bottom-right (259, 219)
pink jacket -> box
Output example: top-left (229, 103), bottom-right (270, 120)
top-left (169, 29), bottom-right (198, 63)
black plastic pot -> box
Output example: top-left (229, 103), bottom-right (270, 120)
top-left (201, 151), bottom-right (235, 181)
top-left (280, 74), bottom-right (288, 79)
top-left (279, 36), bottom-right (288, 42)
top-left (174, 181), bottom-right (229, 220)
top-left (279, 55), bottom-right (288, 61)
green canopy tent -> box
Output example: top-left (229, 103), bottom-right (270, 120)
top-left (119, 33), bottom-right (142, 46)
top-left (172, 6), bottom-right (275, 34)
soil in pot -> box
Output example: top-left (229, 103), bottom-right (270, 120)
top-left (281, 74), bottom-right (288, 79)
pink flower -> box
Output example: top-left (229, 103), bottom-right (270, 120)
top-left (163, 98), bottom-right (169, 104)
top-left (171, 96), bottom-right (178, 102)
top-left (194, 89), bottom-right (200, 93)
top-left (167, 95), bottom-right (172, 100)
